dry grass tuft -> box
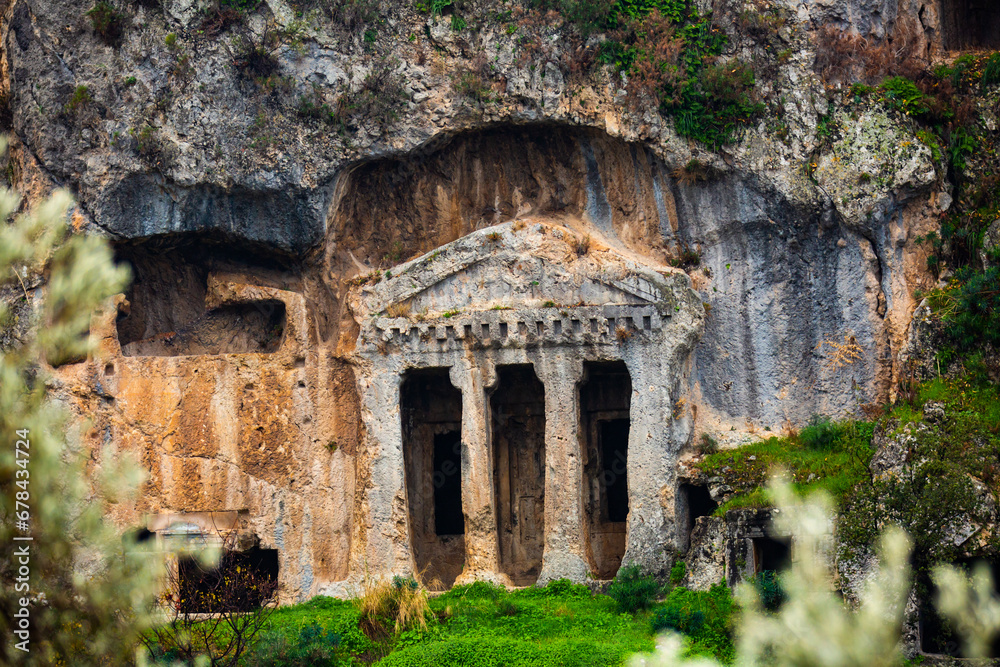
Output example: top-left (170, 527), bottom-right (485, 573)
top-left (356, 574), bottom-right (431, 640)
top-left (386, 301), bottom-right (411, 318)
top-left (571, 233), bottom-right (592, 256)
top-left (671, 159), bottom-right (717, 186)
top-left (814, 17), bottom-right (924, 85)
top-left (615, 326), bottom-right (633, 343)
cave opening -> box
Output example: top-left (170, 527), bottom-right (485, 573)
top-left (401, 368), bottom-right (465, 590)
top-left (920, 558), bottom-right (1000, 657)
top-left (676, 483), bottom-right (719, 553)
top-left (580, 360), bottom-right (632, 579)
top-left (491, 365), bottom-right (546, 586)
top-left (940, 0), bottom-right (1000, 50)
top-left (114, 234), bottom-right (293, 357)
top-left (752, 535), bottom-right (791, 574)
top-left (177, 547), bottom-right (279, 613)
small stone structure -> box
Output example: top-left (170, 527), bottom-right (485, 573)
top-left (327, 221), bottom-right (703, 591)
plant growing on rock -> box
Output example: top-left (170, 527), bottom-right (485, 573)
top-left (333, 62), bottom-right (408, 133)
top-left (87, 1), bottom-right (127, 47)
top-left (228, 25), bottom-right (282, 82)
top-left (595, 1), bottom-right (761, 148)
top-left (63, 85), bottom-right (93, 115)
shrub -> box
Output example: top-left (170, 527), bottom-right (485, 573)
top-left (607, 563), bottom-right (660, 613)
top-left (751, 570), bottom-right (785, 611)
top-left (334, 62), bottom-right (408, 132)
top-left (941, 265), bottom-right (1000, 351)
top-left (982, 53), bottom-right (1000, 87)
top-left (140, 531), bottom-right (279, 665)
top-left (652, 604), bottom-right (705, 635)
top-left (879, 76), bottom-right (931, 117)
top-left (649, 584), bottom-right (735, 661)
top-left (534, 578), bottom-right (593, 598)
top-left (671, 159), bottom-right (717, 186)
top-left (202, 6), bottom-right (244, 37)
top-left (697, 433), bottom-right (718, 456)
top-left (571, 233), bottom-right (592, 256)
top-left (453, 72), bottom-right (492, 104)
top-left (222, 0), bottom-right (264, 11)
top-left (88, 1), bottom-right (126, 46)
top-left (797, 415), bottom-right (843, 451)
top-left (670, 560), bottom-right (686, 586)
top-left (133, 124), bottom-right (167, 168)
top-left (247, 623), bottom-right (343, 666)
top-left (228, 26), bottom-right (282, 81)
top-left (64, 85), bottom-right (93, 114)
top-left (0, 140), bottom-right (158, 665)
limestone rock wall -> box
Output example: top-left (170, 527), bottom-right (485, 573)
top-left (0, 0), bottom-right (960, 596)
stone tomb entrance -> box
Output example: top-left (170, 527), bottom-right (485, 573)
top-left (492, 365), bottom-right (547, 585)
top-left (675, 483), bottom-right (719, 553)
top-left (340, 221), bottom-right (703, 590)
top-left (401, 368), bottom-right (466, 588)
top-left (581, 361), bottom-right (632, 579)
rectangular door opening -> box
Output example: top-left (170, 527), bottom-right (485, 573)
top-left (580, 361), bottom-right (631, 579)
top-left (401, 368), bottom-right (465, 590)
top-left (492, 365), bottom-right (546, 586)
top-left (434, 431), bottom-right (464, 536)
top-left (676, 483), bottom-right (719, 553)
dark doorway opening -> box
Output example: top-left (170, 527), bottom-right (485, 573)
top-left (492, 365), bottom-right (546, 586)
top-left (178, 547), bottom-right (279, 613)
top-left (580, 361), bottom-right (632, 579)
top-left (401, 368), bottom-right (465, 589)
top-left (434, 431), bottom-right (465, 536)
top-left (921, 558), bottom-right (1000, 657)
top-left (752, 536), bottom-right (791, 574)
top-left (940, 0), bottom-right (1000, 50)
top-left (676, 484), bottom-right (718, 552)
top-left (601, 419), bottom-right (630, 522)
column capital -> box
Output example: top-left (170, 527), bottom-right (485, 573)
top-left (448, 357), bottom-right (496, 393)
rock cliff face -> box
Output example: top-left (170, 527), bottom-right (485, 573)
top-left (0, 0), bottom-right (962, 598)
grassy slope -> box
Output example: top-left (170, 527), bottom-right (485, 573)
top-left (697, 420), bottom-right (874, 514)
top-left (249, 579), bottom-right (738, 666)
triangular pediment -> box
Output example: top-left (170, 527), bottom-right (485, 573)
top-left (351, 221), bottom-right (677, 320)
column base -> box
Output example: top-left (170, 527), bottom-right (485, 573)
top-left (454, 568), bottom-right (514, 588)
top-left (537, 552), bottom-right (591, 585)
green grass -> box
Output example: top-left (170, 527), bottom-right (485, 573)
top-left (697, 420), bottom-right (874, 514)
top-left (259, 596), bottom-right (377, 657)
top-left (237, 579), bottom-right (739, 665)
top-left (384, 581), bottom-right (654, 665)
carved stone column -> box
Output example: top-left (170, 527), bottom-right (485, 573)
top-left (351, 360), bottom-right (414, 581)
top-left (450, 360), bottom-right (510, 585)
top-left (619, 349), bottom-right (680, 576)
top-left (534, 353), bottom-right (590, 583)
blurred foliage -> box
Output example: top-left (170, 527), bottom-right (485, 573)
top-left (0, 138), bottom-right (160, 665)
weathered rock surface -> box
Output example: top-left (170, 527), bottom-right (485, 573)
top-left (0, 0), bottom-right (965, 597)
